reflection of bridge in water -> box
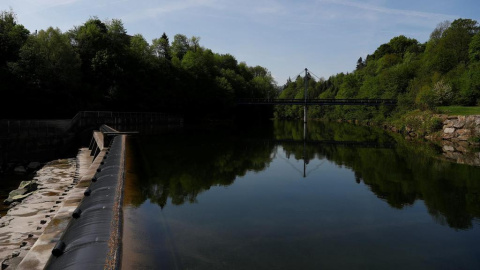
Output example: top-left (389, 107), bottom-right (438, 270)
top-left (272, 123), bottom-right (396, 178)
top-left (272, 139), bottom-right (395, 149)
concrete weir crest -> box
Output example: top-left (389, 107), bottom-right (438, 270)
top-left (15, 125), bottom-right (128, 270)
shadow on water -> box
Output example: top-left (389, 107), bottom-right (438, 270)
top-left (128, 120), bottom-right (480, 231)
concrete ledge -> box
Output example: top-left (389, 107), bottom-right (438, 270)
top-left (16, 148), bottom-right (107, 270)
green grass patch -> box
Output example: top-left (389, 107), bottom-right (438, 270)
top-left (437, 106), bottom-right (480, 115)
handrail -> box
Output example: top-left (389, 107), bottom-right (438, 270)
top-left (67, 111), bottom-right (183, 131)
top-left (236, 98), bottom-right (397, 105)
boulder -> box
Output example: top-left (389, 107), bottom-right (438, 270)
top-left (27, 162), bottom-right (41, 170)
top-left (453, 119), bottom-right (465, 129)
top-left (466, 116), bottom-right (476, 127)
top-left (444, 127), bottom-right (455, 134)
top-left (443, 133), bottom-right (455, 140)
top-left (443, 145), bottom-right (455, 152)
top-left (444, 120), bottom-right (454, 128)
top-left (3, 181), bottom-right (37, 205)
top-left (3, 193), bottom-right (32, 205)
top-left (18, 180), bottom-right (38, 192)
top-left (457, 129), bottom-right (472, 141)
top-left (14, 166), bottom-right (26, 174)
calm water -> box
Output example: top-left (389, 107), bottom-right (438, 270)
top-left (122, 121), bottom-right (480, 270)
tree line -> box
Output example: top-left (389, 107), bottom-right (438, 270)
top-left (275, 18), bottom-right (480, 122)
top-left (0, 10), bottom-right (277, 119)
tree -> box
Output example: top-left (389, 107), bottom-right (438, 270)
top-left (469, 32), bottom-right (480, 62)
top-left (432, 80), bottom-right (454, 106)
top-left (129, 34), bottom-right (152, 62)
top-left (69, 18), bottom-right (109, 79)
top-left (190, 36), bottom-right (200, 52)
top-left (429, 21), bottom-right (451, 44)
top-left (171, 34), bottom-right (189, 60)
top-left (0, 10), bottom-right (29, 65)
top-left (151, 32), bottom-right (171, 60)
top-left (388, 35), bottom-right (419, 55)
top-left (356, 57), bottom-right (365, 70)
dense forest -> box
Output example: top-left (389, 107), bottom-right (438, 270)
top-left (0, 10), bottom-right (277, 119)
top-left (2, 10), bottom-right (479, 121)
top-left (275, 18), bottom-right (480, 122)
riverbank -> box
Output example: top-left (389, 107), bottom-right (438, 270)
top-left (328, 111), bottom-right (480, 166)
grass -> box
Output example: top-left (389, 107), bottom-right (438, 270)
top-left (437, 106), bottom-right (480, 116)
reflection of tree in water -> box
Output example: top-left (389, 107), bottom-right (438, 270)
top-left (132, 126), bottom-right (275, 208)
top-left (276, 121), bottom-right (480, 230)
top-left (132, 121), bottom-right (480, 230)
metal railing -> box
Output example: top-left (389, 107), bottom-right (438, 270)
top-left (237, 98), bottom-right (397, 106)
top-left (68, 111), bottom-right (183, 131)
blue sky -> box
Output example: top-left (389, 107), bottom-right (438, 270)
top-left (2, 0), bottom-right (479, 84)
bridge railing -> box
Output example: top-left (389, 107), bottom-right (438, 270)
top-left (237, 98), bottom-right (397, 105)
top-left (68, 111), bottom-right (184, 132)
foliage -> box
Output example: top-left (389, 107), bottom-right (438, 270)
top-left (274, 18), bottom-right (480, 123)
top-left (0, 11), bottom-right (277, 119)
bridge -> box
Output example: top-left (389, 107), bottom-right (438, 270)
top-left (237, 98), bottom-right (397, 106)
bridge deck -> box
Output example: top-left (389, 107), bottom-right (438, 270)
top-left (237, 98), bottom-right (397, 106)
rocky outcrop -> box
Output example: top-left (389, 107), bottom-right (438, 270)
top-left (442, 115), bottom-right (480, 143)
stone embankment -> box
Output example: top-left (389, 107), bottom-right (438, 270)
top-left (394, 114), bottom-right (480, 167)
top-left (441, 115), bottom-right (480, 142)
top-left (437, 115), bottom-right (480, 166)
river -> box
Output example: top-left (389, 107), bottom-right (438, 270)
top-left (122, 120), bottom-right (480, 270)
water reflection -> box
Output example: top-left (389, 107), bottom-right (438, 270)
top-left (129, 121), bottom-right (480, 230)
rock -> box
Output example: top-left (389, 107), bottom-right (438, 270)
top-left (443, 133), bottom-right (455, 140)
top-left (444, 128), bottom-right (455, 134)
top-left (447, 116), bottom-right (458, 120)
top-left (14, 166), bottom-right (26, 174)
top-left (3, 189), bottom-right (33, 205)
top-left (2, 257), bottom-right (11, 270)
top-left (9, 202), bottom-right (19, 207)
top-left (444, 120), bottom-right (454, 128)
top-left (11, 251), bottom-right (20, 258)
top-left (8, 188), bottom-right (28, 198)
top-left (466, 116), bottom-right (476, 127)
top-left (453, 119), bottom-right (465, 129)
top-left (1, 256), bottom-right (22, 270)
top-left (457, 129), bottom-right (472, 141)
top-left (27, 162), bottom-right (41, 170)
top-left (18, 180), bottom-right (38, 192)
top-left (443, 145), bottom-right (455, 152)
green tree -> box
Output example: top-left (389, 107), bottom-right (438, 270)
top-left (469, 32), bottom-right (480, 62)
top-left (151, 32), bottom-right (171, 60)
top-left (171, 34), bottom-right (189, 60)
top-left (0, 10), bottom-right (29, 65)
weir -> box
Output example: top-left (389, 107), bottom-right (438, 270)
top-left (15, 125), bottom-right (129, 270)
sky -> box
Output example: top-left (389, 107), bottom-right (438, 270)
top-left (2, 0), bottom-right (480, 85)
